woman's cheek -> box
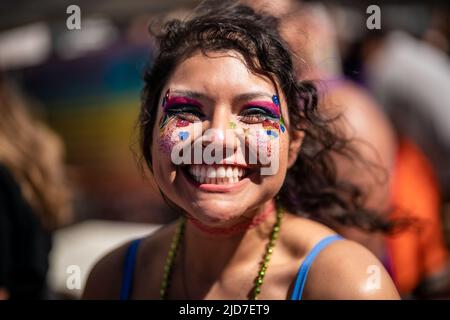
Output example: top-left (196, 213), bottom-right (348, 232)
top-left (158, 118), bottom-right (192, 156)
top-left (247, 119), bottom-right (284, 160)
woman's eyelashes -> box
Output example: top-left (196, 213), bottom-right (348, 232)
top-left (239, 104), bottom-right (281, 124)
top-left (160, 97), bottom-right (282, 127)
top-left (165, 105), bottom-right (204, 122)
top-left (163, 97), bottom-right (205, 123)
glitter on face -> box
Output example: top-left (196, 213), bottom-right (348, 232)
top-left (262, 119), bottom-right (280, 131)
top-left (158, 90), bottom-right (282, 162)
top-left (158, 88), bottom-right (192, 154)
top-left (158, 125), bottom-right (178, 154)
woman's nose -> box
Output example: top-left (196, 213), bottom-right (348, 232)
top-left (201, 108), bottom-right (239, 153)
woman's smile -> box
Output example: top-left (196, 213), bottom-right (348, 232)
top-left (180, 163), bottom-right (255, 193)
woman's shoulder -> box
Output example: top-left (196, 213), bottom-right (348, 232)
top-left (82, 220), bottom-right (179, 299)
top-left (301, 237), bottom-right (400, 299)
top-left (281, 214), bottom-right (399, 299)
top-left (280, 213), bottom-right (337, 255)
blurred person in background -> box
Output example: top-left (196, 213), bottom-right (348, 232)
top-left (360, 29), bottom-right (450, 205)
top-left (246, 0), bottom-right (450, 298)
top-left (342, 7), bottom-right (450, 297)
top-left (0, 73), bottom-right (72, 299)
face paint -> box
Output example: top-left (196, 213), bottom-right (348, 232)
top-left (163, 96), bottom-right (203, 112)
top-left (176, 119), bottom-right (190, 127)
top-left (272, 95), bottom-right (286, 133)
top-left (160, 89), bottom-right (204, 130)
top-left (271, 95), bottom-right (280, 107)
top-left (159, 116), bottom-right (170, 130)
top-left (255, 127), bottom-right (272, 158)
top-left (234, 96), bottom-right (284, 162)
top-left (262, 119), bottom-right (280, 130)
top-left (242, 101), bottom-right (281, 119)
top-left (159, 89), bottom-right (172, 130)
top-left (178, 131), bottom-right (189, 141)
top-left (159, 124), bottom-right (178, 154)
top-left (158, 89), bottom-right (195, 154)
top-left (162, 88), bottom-right (170, 107)
top-left (229, 121), bottom-right (237, 129)
top-left (266, 129), bottom-right (278, 138)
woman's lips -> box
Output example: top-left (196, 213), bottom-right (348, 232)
top-left (181, 164), bottom-right (252, 192)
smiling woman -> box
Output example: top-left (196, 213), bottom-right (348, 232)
top-left (82, 0), bottom-right (400, 300)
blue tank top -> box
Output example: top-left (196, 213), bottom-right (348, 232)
top-left (119, 234), bottom-right (343, 300)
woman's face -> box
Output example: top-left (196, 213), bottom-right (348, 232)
top-left (151, 51), bottom-right (296, 227)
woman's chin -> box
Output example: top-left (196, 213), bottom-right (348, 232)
top-left (187, 206), bottom-right (245, 228)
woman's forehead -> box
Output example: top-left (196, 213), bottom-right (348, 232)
top-left (166, 50), bottom-right (279, 100)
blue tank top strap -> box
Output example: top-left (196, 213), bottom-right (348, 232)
top-left (290, 234), bottom-right (343, 300)
top-left (120, 238), bottom-right (143, 300)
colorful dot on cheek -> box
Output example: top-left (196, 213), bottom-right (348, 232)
top-left (262, 120), bottom-right (279, 130)
top-left (266, 130), bottom-right (278, 138)
top-left (176, 119), bottom-right (190, 127)
top-left (178, 131), bottom-right (189, 141)
top-left (229, 121), bottom-right (237, 129)
top-left (280, 124), bottom-right (286, 133)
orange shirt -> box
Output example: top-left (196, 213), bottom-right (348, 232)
top-left (387, 139), bottom-right (448, 294)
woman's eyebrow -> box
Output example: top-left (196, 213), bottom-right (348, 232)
top-left (234, 91), bottom-right (274, 102)
top-left (169, 90), bottom-right (274, 103)
top-left (170, 90), bottom-right (212, 102)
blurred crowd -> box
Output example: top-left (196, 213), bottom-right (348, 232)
top-left (0, 0), bottom-right (449, 299)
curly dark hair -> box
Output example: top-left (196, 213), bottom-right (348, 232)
top-left (138, 0), bottom-right (399, 232)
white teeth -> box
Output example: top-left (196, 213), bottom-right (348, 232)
top-left (201, 166), bottom-right (206, 178)
top-left (185, 165), bottom-right (248, 185)
top-left (206, 167), bottom-right (216, 178)
top-left (217, 167), bottom-right (226, 178)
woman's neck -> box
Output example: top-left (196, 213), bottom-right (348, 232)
top-left (185, 200), bottom-right (275, 236)
top-left (183, 200), bottom-right (277, 283)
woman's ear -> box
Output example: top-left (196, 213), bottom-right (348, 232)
top-left (287, 129), bottom-right (305, 168)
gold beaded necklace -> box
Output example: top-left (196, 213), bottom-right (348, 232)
top-left (159, 205), bottom-right (284, 300)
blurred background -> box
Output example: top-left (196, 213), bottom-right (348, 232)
top-left (0, 0), bottom-right (449, 299)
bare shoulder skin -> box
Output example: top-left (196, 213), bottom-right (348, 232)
top-left (301, 238), bottom-right (400, 299)
top-left (280, 214), bottom-right (399, 299)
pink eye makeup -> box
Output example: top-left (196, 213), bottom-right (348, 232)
top-left (238, 95), bottom-right (286, 135)
top-left (243, 100), bottom-right (280, 116)
top-left (163, 96), bottom-right (204, 112)
top-left (159, 90), bottom-right (205, 130)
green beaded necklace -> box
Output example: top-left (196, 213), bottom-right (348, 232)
top-left (159, 205), bottom-right (284, 300)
